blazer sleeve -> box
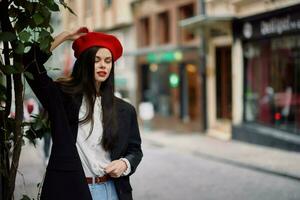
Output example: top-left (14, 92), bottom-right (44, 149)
top-left (124, 105), bottom-right (143, 176)
top-left (23, 44), bottom-right (60, 111)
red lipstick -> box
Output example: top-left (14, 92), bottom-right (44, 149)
top-left (97, 71), bottom-right (107, 77)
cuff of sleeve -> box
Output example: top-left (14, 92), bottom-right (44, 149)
top-left (120, 158), bottom-right (131, 176)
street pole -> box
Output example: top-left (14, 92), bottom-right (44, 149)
top-left (199, 0), bottom-right (208, 131)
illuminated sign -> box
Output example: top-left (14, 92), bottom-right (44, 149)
top-left (146, 51), bottom-right (183, 63)
top-left (169, 73), bottom-right (179, 88)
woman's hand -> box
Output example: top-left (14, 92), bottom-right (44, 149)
top-left (104, 160), bottom-right (128, 178)
top-left (65, 27), bottom-right (90, 41)
top-left (50, 27), bottom-right (90, 52)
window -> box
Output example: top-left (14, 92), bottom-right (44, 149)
top-left (178, 3), bottom-right (195, 42)
top-left (139, 17), bottom-right (151, 47)
top-left (157, 11), bottom-right (170, 44)
top-left (244, 35), bottom-right (300, 134)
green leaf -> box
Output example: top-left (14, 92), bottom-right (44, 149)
top-left (24, 71), bottom-right (34, 80)
top-left (2, 65), bottom-right (17, 74)
top-left (15, 19), bottom-right (29, 32)
top-left (39, 29), bottom-right (50, 38)
top-left (0, 32), bottom-right (17, 41)
top-left (47, 26), bottom-right (54, 33)
top-left (39, 40), bottom-right (49, 51)
top-left (46, 1), bottom-right (60, 11)
top-left (0, 84), bottom-right (6, 101)
top-left (41, 7), bottom-right (51, 20)
top-left (15, 62), bottom-right (24, 71)
top-left (33, 13), bottom-right (44, 25)
top-left (24, 46), bottom-right (32, 53)
top-left (2, 63), bottom-right (24, 74)
top-left (19, 31), bottom-right (31, 42)
top-left (15, 42), bottom-right (25, 54)
top-left (38, 35), bottom-right (53, 51)
top-left (24, 128), bottom-right (37, 146)
top-left (24, 113), bottom-right (51, 144)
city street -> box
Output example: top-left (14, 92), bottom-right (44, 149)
top-left (14, 131), bottom-right (300, 200)
top-left (132, 141), bottom-right (300, 200)
top-left (3, 1), bottom-right (300, 200)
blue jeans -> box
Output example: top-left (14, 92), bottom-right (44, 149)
top-left (88, 180), bottom-right (119, 200)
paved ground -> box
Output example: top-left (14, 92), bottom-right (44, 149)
top-left (14, 139), bottom-right (46, 200)
top-left (14, 129), bottom-right (300, 200)
top-left (141, 130), bottom-right (300, 180)
top-left (131, 143), bottom-right (300, 200)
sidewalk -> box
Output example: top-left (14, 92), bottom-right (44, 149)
top-left (14, 140), bottom-right (46, 200)
top-left (141, 128), bottom-right (300, 180)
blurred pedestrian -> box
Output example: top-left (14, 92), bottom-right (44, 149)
top-left (23, 27), bottom-right (143, 200)
top-left (23, 98), bottom-right (39, 122)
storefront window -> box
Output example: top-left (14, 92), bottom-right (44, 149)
top-left (244, 35), bottom-right (300, 134)
top-left (143, 63), bottom-right (172, 117)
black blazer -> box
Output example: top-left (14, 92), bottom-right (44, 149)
top-left (23, 45), bottom-right (143, 200)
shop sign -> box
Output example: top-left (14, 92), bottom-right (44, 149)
top-left (146, 51), bottom-right (183, 63)
top-left (260, 16), bottom-right (300, 36)
top-left (234, 5), bottom-right (300, 40)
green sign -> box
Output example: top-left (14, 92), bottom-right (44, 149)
top-left (169, 73), bottom-right (179, 88)
top-left (147, 51), bottom-right (182, 63)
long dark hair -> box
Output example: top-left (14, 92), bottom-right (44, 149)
top-left (56, 46), bottom-right (118, 151)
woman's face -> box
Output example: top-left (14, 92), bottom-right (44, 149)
top-left (94, 48), bottom-right (113, 84)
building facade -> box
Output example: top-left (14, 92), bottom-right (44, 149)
top-left (132, 0), bottom-right (204, 131)
top-left (232, 2), bottom-right (300, 151)
top-left (62, 0), bottom-right (138, 105)
top-left (181, 0), bottom-right (300, 151)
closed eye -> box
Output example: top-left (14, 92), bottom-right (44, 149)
top-left (105, 58), bottom-right (112, 63)
top-left (95, 56), bottom-right (112, 63)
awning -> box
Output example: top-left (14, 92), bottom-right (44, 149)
top-left (179, 15), bottom-right (235, 34)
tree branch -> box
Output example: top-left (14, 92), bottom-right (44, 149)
top-left (8, 74), bottom-right (23, 200)
top-left (0, 1), bottom-right (24, 200)
top-left (3, 43), bottom-right (12, 119)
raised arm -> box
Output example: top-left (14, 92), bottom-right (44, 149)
top-left (23, 27), bottom-right (89, 110)
top-left (50, 27), bottom-right (89, 52)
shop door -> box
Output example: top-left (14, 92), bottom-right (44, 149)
top-left (187, 64), bottom-right (200, 120)
top-left (216, 46), bottom-right (232, 120)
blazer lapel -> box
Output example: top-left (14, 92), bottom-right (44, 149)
top-left (110, 99), bottom-right (127, 160)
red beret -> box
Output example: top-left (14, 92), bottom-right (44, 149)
top-left (72, 32), bottom-right (123, 61)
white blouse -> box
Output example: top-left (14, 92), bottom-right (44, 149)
top-left (76, 96), bottom-right (130, 177)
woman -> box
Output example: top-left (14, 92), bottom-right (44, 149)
top-left (23, 27), bottom-right (143, 200)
